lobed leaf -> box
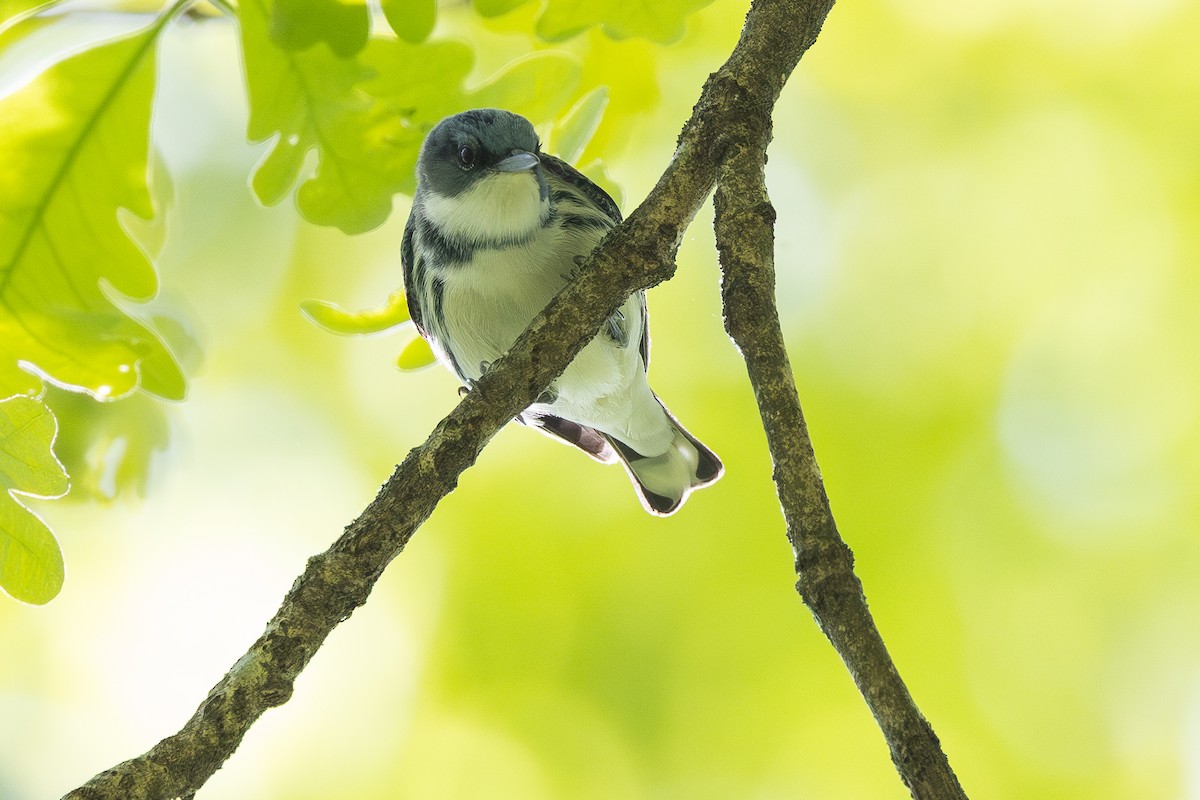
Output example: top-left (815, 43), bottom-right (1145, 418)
top-left (0, 395), bottom-right (67, 604)
top-left (243, 0), bottom-right (588, 233)
top-left (242, 0), bottom-right (400, 233)
top-left (0, 14), bottom-right (186, 401)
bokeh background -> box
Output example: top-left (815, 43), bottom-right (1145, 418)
top-left (3, 0), bottom-right (1200, 797)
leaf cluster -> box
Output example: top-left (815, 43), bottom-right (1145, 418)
top-left (0, 0), bottom-right (712, 602)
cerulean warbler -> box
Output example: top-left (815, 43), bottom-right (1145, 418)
top-left (403, 109), bottom-right (722, 515)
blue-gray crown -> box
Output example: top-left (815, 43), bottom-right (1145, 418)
top-left (417, 109), bottom-right (541, 198)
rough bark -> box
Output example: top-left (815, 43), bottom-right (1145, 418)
top-left (63, 0), bottom-right (966, 798)
top-left (714, 142), bottom-right (968, 799)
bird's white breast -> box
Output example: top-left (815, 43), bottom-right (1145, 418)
top-left (422, 172), bottom-right (546, 242)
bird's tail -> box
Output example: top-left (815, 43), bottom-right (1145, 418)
top-left (606, 404), bottom-right (723, 516)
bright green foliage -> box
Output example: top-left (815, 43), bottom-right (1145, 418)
top-left (241, 0), bottom-right (401, 233)
top-left (469, 52), bottom-right (581, 125)
top-left (0, 16), bottom-right (186, 401)
top-left (381, 0), bottom-right (436, 44)
top-left (301, 289), bottom-right (435, 368)
top-left (241, 0), bottom-right (583, 233)
top-left (47, 387), bottom-right (169, 503)
top-left (0, 395), bottom-right (67, 604)
top-left (550, 87), bottom-right (608, 164)
top-left (269, 0), bottom-right (370, 57)
top-left (536, 0), bottom-right (714, 42)
top-left (301, 290), bottom-right (410, 335)
top-left (0, 0), bottom-right (53, 48)
top-left (471, 0), bottom-right (713, 42)
top-left (362, 43), bottom-right (581, 191)
top-left (470, 0), bottom-right (526, 18)
top-left (396, 334), bottom-right (436, 371)
top-left (0, 0), bottom-right (43, 24)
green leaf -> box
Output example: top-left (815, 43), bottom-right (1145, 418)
top-left (536, 0), bottom-right (714, 42)
top-left (359, 40), bottom-right (581, 196)
top-left (0, 395), bottom-right (67, 605)
top-left (241, 0), bottom-right (588, 233)
top-left (471, 0), bottom-right (527, 17)
top-left (0, 0), bottom-right (47, 25)
top-left (354, 38), bottom-right (474, 199)
top-left (46, 387), bottom-right (169, 503)
top-left (0, 15), bottom-right (186, 401)
top-left (467, 0), bottom-right (712, 43)
top-left (0, 0), bottom-right (55, 49)
top-left (550, 86), bottom-right (608, 164)
top-left (300, 289), bottom-right (410, 335)
top-left (269, 0), bottom-right (369, 58)
top-left (241, 0), bottom-right (424, 232)
top-left (468, 51), bottom-right (581, 125)
top-left (381, 0), bottom-right (436, 44)
top-left (396, 335), bottom-right (436, 371)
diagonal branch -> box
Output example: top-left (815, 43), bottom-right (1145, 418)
top-left (58, 0), bottom-right (964, 797)
top-left (712, 129), bottom-right (968, 796)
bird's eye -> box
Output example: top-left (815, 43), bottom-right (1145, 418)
top-left (458, 145), bottom-right (476, 167)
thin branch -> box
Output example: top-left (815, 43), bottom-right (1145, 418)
top-left (712, 134), bottom-right (968, 796)
top-left (58, 0), bottom-right (965, 797)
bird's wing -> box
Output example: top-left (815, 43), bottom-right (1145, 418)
top-left (400, 209), bottom-right (426, 336)
top-left (541, 154), bottom-right (649, 371)
top-left (540, 154), bottom-right (622, 225)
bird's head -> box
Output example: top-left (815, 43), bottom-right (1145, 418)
top-left (418, 108), bottom-right (542, 195)
top-left (415, 109), bottom-right (550, 244)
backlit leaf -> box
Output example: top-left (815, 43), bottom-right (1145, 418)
top-left (46, 387), bottom-right (169, 503)
top-left (270, 0), bottom-right (369, 57)
top-left (470, 0), bottom-right (526, 17)
top-left (300, 289), bottom-right (410, 335)
top-left (396, 335), bottom-right (436, 371)
top-left (240, 0), bottom-right (408, 233)
top-left (0, 13), bottom-right (186, 401)
top-left (469, 0), bottom-right (712, 43)
top-left (242, 0), bottom-right (588, 233)
top-left (550, 86), bottom-right (608, 164)
top-left (469, 51), bottom-right (581, 124)
top-left (0, 395), bottom-right (67, 604)
top-left (381, 0), bottom-right (436, 44)
top-left (536, 0), bottom-right (714, 42)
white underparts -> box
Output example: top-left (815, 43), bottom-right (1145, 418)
top-left (423, 171), bottom-right (546, 243)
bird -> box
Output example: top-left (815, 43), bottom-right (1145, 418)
top-left (401, 108), bottom-right (722, 515)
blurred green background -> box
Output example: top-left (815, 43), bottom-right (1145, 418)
top-left (3, 0), bottom-right (1200, 797)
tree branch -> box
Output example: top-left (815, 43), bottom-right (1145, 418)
top-left (61, 1), bottom-right (963, 798)
top-left (712, 123), bottom-right (968, 797)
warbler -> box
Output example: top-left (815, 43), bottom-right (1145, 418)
top-left (402, 108), bottom-right (722, 515)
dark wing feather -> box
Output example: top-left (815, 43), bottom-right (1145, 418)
top-left (541, 154), bottom-right (649, 370)
top-left (522, 411), bottom-right (617, 464)
top-left (540, 155), bottom-right (622, 225)
top-left (401, 210), bottom-right (425, 336)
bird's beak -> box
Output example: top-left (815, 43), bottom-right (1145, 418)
top-left (495, 151), bottom-right (539, 172)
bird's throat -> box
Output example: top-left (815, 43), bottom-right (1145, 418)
top-left (423, 172), bottom-right (548, 245)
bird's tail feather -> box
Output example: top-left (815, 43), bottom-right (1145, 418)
top-left (606, 405), bottom-right (722, 516)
